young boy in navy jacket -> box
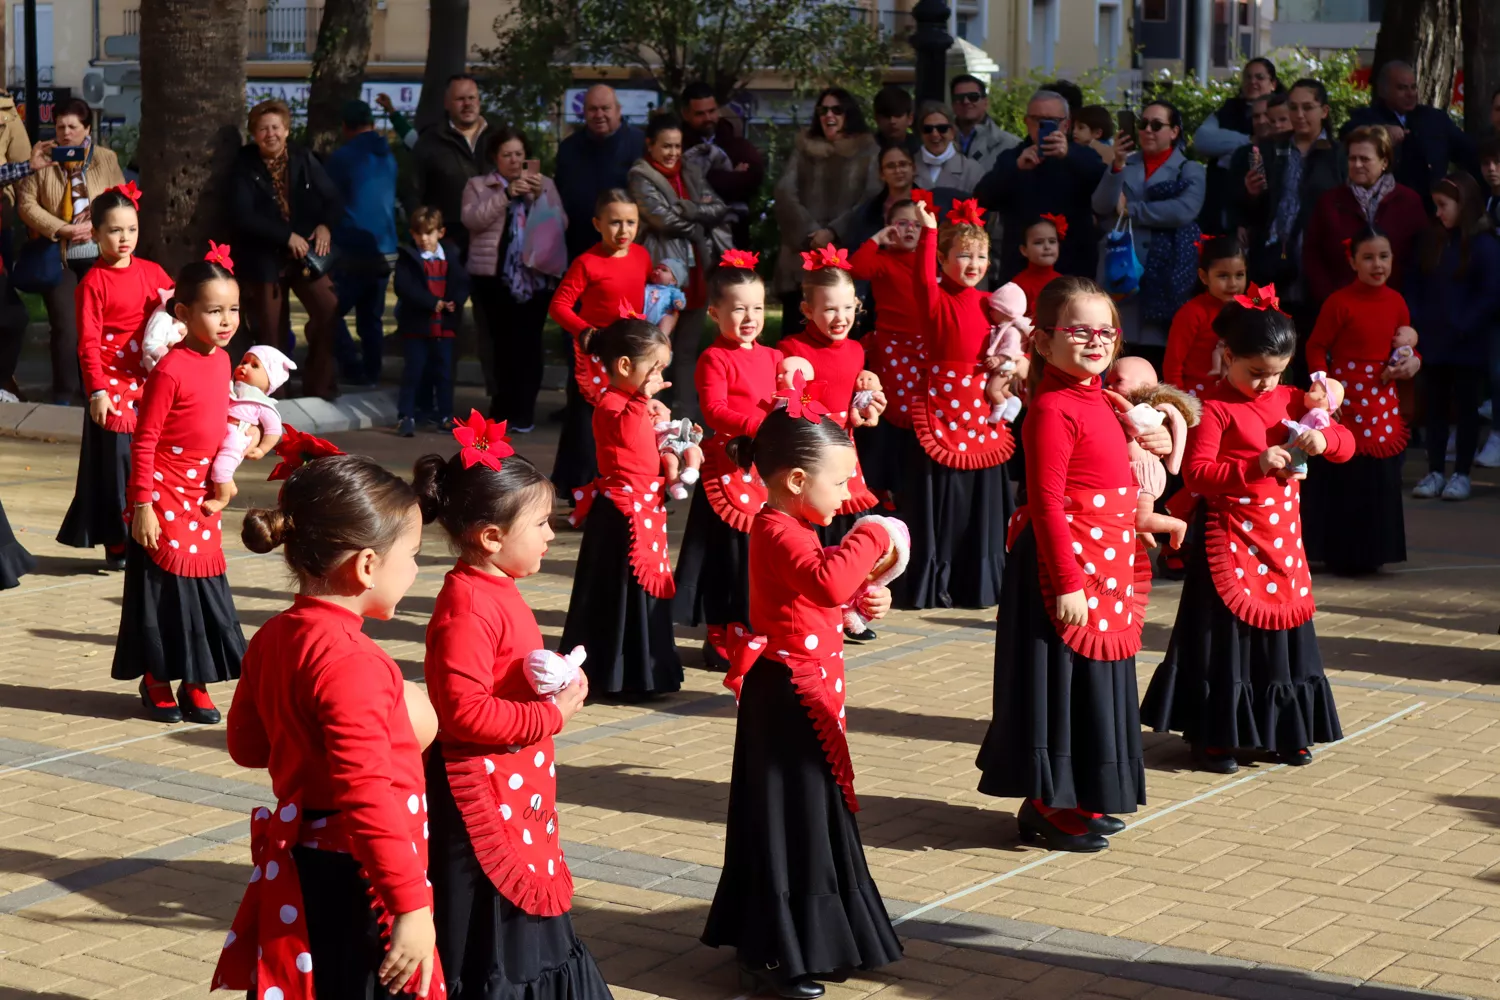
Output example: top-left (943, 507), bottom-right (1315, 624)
top-left (395, 206), bottom-right (470, 436)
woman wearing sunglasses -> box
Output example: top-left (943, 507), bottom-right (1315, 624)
top-left (914, 101), bottom-right (985, 195)
top-left (1091, 101), bottom-right (1206, 371)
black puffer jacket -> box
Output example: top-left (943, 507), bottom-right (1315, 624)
top-left (230, 142), bottom-right (343, 285)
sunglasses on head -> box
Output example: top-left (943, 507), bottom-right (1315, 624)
top-left (922, 123), bottom-right (952, 134)
top-left (1140, 119), bottom-right (1174, 132)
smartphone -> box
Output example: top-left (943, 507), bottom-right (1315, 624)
top-left (1116, 109), bottom-right (1136, 137)
top-left (51, 145), bottom-right (87, 163)
top-left (1038, 118), bottom-right (1059, 143)
top-left (524, 159), bottom-right (541, 176)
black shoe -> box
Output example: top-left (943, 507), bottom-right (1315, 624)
top-left (1016, 800), bottom-right (1108, 853)
top-left (701, 641), bottom-right (729, 672)
top-left (737, 963), bottom-right (824, 999)
top-left (1192, 744), bottom-right (1239, 773)
top-left (139, 680), bottom-right (182, 724)
top-left (1081, 813), bottom-right (1127, 835)
top-left (843, 626), bottom-right (876, 643)
top-left (104, 549), bottom-right (127, 571)
top-left (177, 685), bottom-right (221, 725)
top-left (1280, 747), bottom-right (1313, 766)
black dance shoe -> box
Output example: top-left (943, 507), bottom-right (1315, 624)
top-left (177, 683), bottom-right (222, 725)
top-left (701, 641), bottom-right (729, 672)
top-left (1016, 800), bottom-right (1108, 853)
top-left (1280, 747), bottom-right (1313, 766)
top-left (737, 962), bottom-right (825, 998)
top-left (1081, 813), bottom-right (1127, 835)
top-left (139, 679), bottom-right (183, 724)
top-left (1192, 744), bottom-right (1239, 774)
top-left (843, 626), bottom-right (877, 643)
top-left (104, 549), bottom-right (127, 571)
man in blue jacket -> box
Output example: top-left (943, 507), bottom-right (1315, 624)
top-left (555, 85), bottom-right (646, 262)
top-left (325, 100), bottom-right (398, 387)
top-left (1342, 61), bottom-right (1478, 213)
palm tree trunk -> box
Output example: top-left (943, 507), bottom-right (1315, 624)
top-left (415, 0), bottom-right (470, 131)
top-left (1373, 0), bottom-right (1460, 109)
top-left (307, 0), bottom-right (375, 156)
top-left (137, 0), bottom-right (247, 273)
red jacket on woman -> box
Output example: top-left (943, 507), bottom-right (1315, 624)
top-left (1301, 181), bottom-right (1427, 308)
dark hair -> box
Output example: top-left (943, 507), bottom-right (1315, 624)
top-left (90, 189), bottom-right (138, 229)
top-left (412, 451), bottom-right (552, 555)
top-left (56, 97), bottom-right (92, 128)
top-left (1244, 57), bottom-right (1279, 85)
top-left (1213, 301), bottom-right (1296, 358)
top-left (409, 205), bottom-right (444, 234)
top-left (578, 318), bottom-right (669, 369)
top-left (484, 126), bottom-right (529, 165)
top-left (594, 188), bottom-right (635, 216)
top-left (1264, 91), bottom-right (1290, 110)
top-left (725, 407), bottom-right (852, 478)
top-left (1287, 78), bottom-right (1333, 136)
top-left (1044, 80), bottom-right (1084, 114)
top-left (1479, 135), bottom-right (1500, 165)
top-left (949, 74), bottom-right (986, 98)
top-left (885, 197), bottom-right (918, 223)
top-left (172, 258), bottom-right (237, 308)
top-left (1022, 215), bottom-right (1061, 241)
top-left (242, 455), bottom-right (417, 580)
top-left (1348, 222), bottom-right (1390, 258)
top-left (644, 112), bottom-right (683, 142)
top-left (446, 72), bottom-right (478, 90)
top-left (708, 259), bottom-right (765, 302)
top-left (1421, 172), bottom-right (1489, 278)
top-left (806, 87), bottom-right (869, 138)
top-left (1197, 234), bottom-right (1246, 270)
top-left (1143, 101), bottom-right (1185, 147)
top-left (1075, 105), bottom-right (1113, 136)
top-left (878, 143), bottom-right (915, 169)
top-left (873, 84), bottom-right (913, 118)
top-left (681, 81), bottom-right (716, 105)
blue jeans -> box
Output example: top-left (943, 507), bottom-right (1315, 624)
top-left (333, 269), bottom-right (390, 386)
top-left (398, 337), bottom-right (454, 420)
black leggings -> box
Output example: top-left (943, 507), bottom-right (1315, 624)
top-left (1423, 363), bottom-right (1484, 476)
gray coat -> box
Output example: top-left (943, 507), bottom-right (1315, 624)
top-left (914, 146), bottom-right (986, 195)
top-left (626, 157), bottom-right (733, 281)
top-left (773, 131), bottom-right (881, 293)
top-left (958, 116), bottom-right (1022, 174)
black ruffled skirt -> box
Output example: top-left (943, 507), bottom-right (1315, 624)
top-left (1140, 518), bottom-right (1342, 753)
top-left (702, 659), bottom-right (902, 979)
top-left (672, 485), bottom-right (749, 633)
top-left (853, 421), bottom-right (912, 495)
top-left (1300, 453), bottom-right (1405, 574)
top-left (0, 496), bottom-right (35, 589)
top-left (56, 416), bottom-right (129, 550)
top-left (110, 541), bottom-right (246, 684)
top-left (551, 377), bottom-right (597, 498)
top-left (975, 526), bottom-right (1146, 815)
top-left (894, 438), bottom-right (1011, 610)
top-left (559, 500), bottom-right (681, 698)
top-left (426, 753), bottom-right (615, 1000)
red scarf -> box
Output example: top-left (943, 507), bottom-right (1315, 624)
top-left (1142, 147), bottom-right (1174, 180)
top-left (648, 157), bottom-right (686, 198)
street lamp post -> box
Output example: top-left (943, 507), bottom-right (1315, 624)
top-left (911, 0), bottom-right (953, 105)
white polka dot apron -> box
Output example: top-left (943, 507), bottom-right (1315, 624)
top-left (442, 735), bottom-right (573, 916)
top-left (95, 324), bottom-right (147, 434)
top-left (1200, 480), bottom-right (1315, 629)
top-left (132, 446), bottom-right (226, 576)
top-left (700, 437), bottom-right (768, 534)
top-left (1006, 488), bottom-right (1145, 662)
top-left (869, 332), bottom-right (919, 430)
top-left (828, 407), bottom-right (878, 516)
top-left (909, 361), bottom-right (1015, 469)
top-left (1331, 359), bottom-right (1408, 459)
top-left (213, 799), bottom-right (447, 999)
top-left (572, 340), bottom-right (610, 407)
top-left (721, 623), bottom-right (858, 811)
top-left (567, 474), bottom-right (675, 599)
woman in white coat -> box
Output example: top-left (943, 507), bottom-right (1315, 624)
top-left (914, 102), bottom-right (985, 196)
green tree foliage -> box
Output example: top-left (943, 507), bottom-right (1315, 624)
top-left (1137, 49), bottom-right (1370, 137)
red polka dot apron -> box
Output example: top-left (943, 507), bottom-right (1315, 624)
top-left (828, 406), bottom-right (878, 516)
top-left (910, 361), bottom-right (1015, 470)
top-left (700, 436), bottom-right (767, 534)
top-left (572, 339), bottom-right (610, 407)
top-left (441, 736), bottom-right (573, 917)
top-left (868, 332), bottom-right (920, 430)
top-left (94, 325), bottom-right (148, 434)
top-left (1197, 480), bottom-right (1315, 629)
top-left (721, 623), bottom-right (857, 812)
top-left (567, 473), bottom-right (674, 599)
top-left (1330, 358), bottom-right (1408, 459)
top-left (131, 446), bottom-right (226, 577)
top-left (1006, 488), bottom-right (1145, 662)
top-left (213, 799), bottom-right (446, 1000)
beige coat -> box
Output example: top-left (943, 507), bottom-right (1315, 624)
top-left (0, 93), bottom-right (29, 204)
top-left (772, 131), bottom-right (880, 293)
top-left (17, 143), bottom-right (126, 252)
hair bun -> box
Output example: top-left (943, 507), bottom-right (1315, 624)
top-left (241, 507), bottom-right (291, 553)
top-left (411, 453), bottom-right (451, 525)
top-left (724, 435), bottom-right (756, 472)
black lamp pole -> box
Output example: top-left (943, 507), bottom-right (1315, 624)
top-left (23, 0), bottom-right (39, 141)
top-left (911, 0), bottom-right (952, 105)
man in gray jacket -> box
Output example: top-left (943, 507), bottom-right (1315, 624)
top-left (951, 74), bottom-right (1021, 282)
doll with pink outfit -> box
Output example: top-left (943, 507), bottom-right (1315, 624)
top-left (983, 282), bottom-right (1032, 425)
top-left (202, 345), bottom-right (296, 514)
top-left (1106, 356), bottom-right (1200, 549)
top-left (1282, 371), bottom-right (1345, 478)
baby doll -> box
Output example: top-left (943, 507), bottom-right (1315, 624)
top-left (1282, 371), bottom-right (1345, 478)
top-left (524, 645), bottom-right (588, 702)
top-left (843, 514), bottom-right (909, 639)
top-left (141, 287), bottom-right (183, 372)
top-left (202, 346), bottom-right (296, 515)
top-left (643, 257), bottom-right (688, 335)
top-left (983, 282), bottom-right (1033, 425)
top-left (646, 397), bottom-right (705, 500)
top-left (1388, 325), bottom-right (1418, 367)
top-left (1105, 356), bottom-right (1200, 549)
top-left (776, 356), bottom-right (815, 393)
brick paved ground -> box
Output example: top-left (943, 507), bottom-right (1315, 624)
top-left (2, 389), bottom-right (1499, 1000)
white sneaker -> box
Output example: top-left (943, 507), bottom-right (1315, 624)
top-left (0, 389), bottom-right (17, 403)
top-left (1480, 398), bottom-right (1492, 420)
top-left (1412, 471), bottom-right (1446, 498)
top-left (1476, 432), bottom-right (1500, 468)
top-left (1442, 473), bottom-right (1472, 500)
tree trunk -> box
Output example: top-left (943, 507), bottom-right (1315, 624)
top-left (1372, 0), bottom-right (1461, 109)
top-left (137, 0), bottom-right (247, 274)
top-left (415, 0), bottom-right (470, 131)
top-left (1462, 0), bottom-right (1500, 133)
top-left (306, 0), bottom-right (375, 156)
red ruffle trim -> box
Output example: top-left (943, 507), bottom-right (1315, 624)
top-left (1035, 565), bottom-right (1145, 662)
top-left (785, 660), bottom-right (858, 813)
top-left (909, 393), bottom-right (1014, 470)
top-left (701, 472), bottom-right (764, 533)
top-left (568, 482), bottom-right (675, 599)
top-left (572, 341), bottom-right (608, 407)
top-left (1352, 422), bottom-right (1409, 459)
top-left (1203, 512), bottom-right (1315, 631)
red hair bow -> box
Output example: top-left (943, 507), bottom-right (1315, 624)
top-left (1194, 232), bottom-right (1216, 252)
top-left (108, 181), bottom-right (142, 209)
top-left (773, 370), bottom-right (830, 423)
top-left (800, 244), bottom-right (851, 272)
top-left (452, 409), bottom-right (515, 472)
top-left (618, 300), bottom-right (646, 321)
top-left (909, 189), bottom-right (935, 210)
top-left (1040, 212), bottom-right (1069, 240)
top-left (720, 249), bottom-right (760, 270)
top-left (945, 198), bottom-right (986, 227)
top-left (205, 240), bottom-right (235, 274)
top-left (1233, 282), bottom-right (1281, 312)
top-left (1341, 237), bottom-right (1353, 256)
top-left (268, 425), bottom-right (345, 481)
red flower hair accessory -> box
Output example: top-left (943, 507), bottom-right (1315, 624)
top-left (772, 370), bottom-right (830, 423)
top-left (800, 244), bottom-right (852, 272)
top-left (1233, 282), bottom-right (1281, 312)
top-left (945, 198), bottom-right (986, 227)
top-left (205, 241), bottom-right (235, 274)
top-left (268, 425), bottom-right (345, 481)
top-left (909, 189), bottom-right (935, 210)
top-left (720, 249), bottom-right (760, 269)
top-left (452, 409), bottom-right (515, 472)
top-left (618, 300), bottom-right (646, 321)
top-left (1194, 232), bottom-right (1216, 252)
top-left (107, 181), bottom-right (142, 209)
top-left (1040, 212), bottom-right (1069, 239)
top-left (1341, 237), bottom-right (1353, 257)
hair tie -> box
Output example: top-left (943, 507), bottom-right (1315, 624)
top-left (1040, 212), bottom-right (1069, 239)
top-left (771, 370), bottom-right (830, 423)
top-left (107, 180), bottom-right (142, 209)
top-left (800, 244), bottom-right (852, 272)
top-left (720, 249), bottom-right (760, 270)
top-left (1233, 282), bottom-right (1281, 313)
top-left (205, 240), bottom-right (235, 274)
top-left (945, 198), bottom-right (986, 227)
top-left (452, 409), bottom-right (514, 472)
top-left (268, 425), bottom-right (344, 481)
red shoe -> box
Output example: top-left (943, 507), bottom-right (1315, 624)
top-left (139, 677), bottom-right (182, 723)
top-left (177, 683), bottom-right (221, 725)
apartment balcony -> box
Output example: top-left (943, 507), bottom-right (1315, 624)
top-left (121, 6), bottom-right (325, 62)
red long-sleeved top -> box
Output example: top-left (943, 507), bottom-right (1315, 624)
top-left (748, 507), bottom-right (890, 639)
top-left (1184, 381), bottom-right (1356, 497)
top-left (779, 330), bottom-right (865, 420)
top-left (227, 596), bottom-right (430, 915)
top-left (1163, 293), bottom-right (1227, 390)
top-left (548, 243), bottom-right (651, 339)
top-left (1011, 263), bottom-right (1061, 319)
top-left (424, 561), bottom-right (564, 751)
top-left (1023, 365), bottom-right (1134, 597)
top-left (849, 240), bottom-right (923, 343)
top-left (75, 256), bottom-right (172, 395)
top-left (592, 386), bottom-right (659, 477)
top-left (127, 344), bottom-right (230, 506)
top-left (912, 226), bottom-right (991, 363)
top-left (695, 337), bottom-right (783, 440)
top-left (1306, 280), bottom-right (1410, 373)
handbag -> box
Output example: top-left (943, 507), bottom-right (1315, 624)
top-left (520, 189), bottom-right (568, 278)
top-left (298, 243), bottom-right (341, 281)
top-left (1101, 214), bottom-right (1143, 299)
top-left (11, 236), bottom-right (61, 293)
